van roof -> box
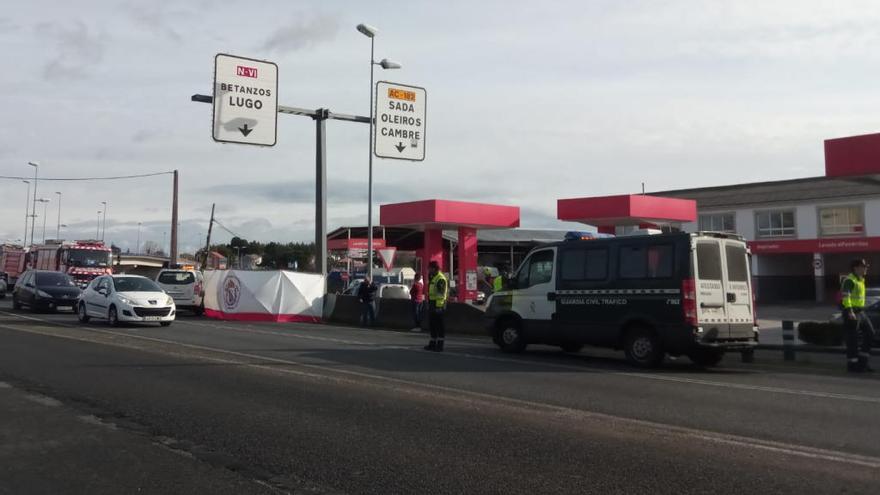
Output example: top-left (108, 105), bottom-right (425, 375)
top-left (550, 231), bottom-right (745, 248)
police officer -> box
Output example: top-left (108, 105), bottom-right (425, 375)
top-left (424, 261), bottom-right (448, 352)
top-left (841, 258), bottom-right (873, 373)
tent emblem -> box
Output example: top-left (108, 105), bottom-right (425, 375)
top-left (222, 274), bottom-right (242, 310)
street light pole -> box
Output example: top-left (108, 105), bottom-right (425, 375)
top-left (357, 23), bottom-right (401, 280)
top-left (22, 180), bottom-right (30, 247)
top-left (136, 222), bottom-right (142, 254)
top-left (100, 201), bottom-right (108, 242)
top-left (55, 191), bottom-right (62, 240)
top-left (96, 211), bottom-right (102, 239)
top-left (38, 198), bottom-right (50, 243)
top-left (28, 162), bottom-right (38, 247)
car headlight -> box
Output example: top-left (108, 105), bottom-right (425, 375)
top-left (36, 290), bottom-right (52, 298)
top-left (165, 296), bottom-right (174, 306)
top-left (117, 296), bottom-right (131, 305)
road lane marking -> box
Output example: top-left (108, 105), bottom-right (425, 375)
top-left (1, 318), bottom-right (879, 470)
top-left (3, 310), bottom-right (880, 406)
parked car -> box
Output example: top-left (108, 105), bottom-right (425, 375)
top-left (830, 302), bottom-right (880, 344)
top-left (343, 280), bottom-right (411, 300)
top-left (0, 271), bottom-right (7, 298)
top-left (12, 270), bottom-right (81, 312)
top-left (155, 269), bottom-right (205, 315)
top-left (865, 287), bottom-right (880, 307)
top-left (77, 275), bottom-right (176, 327)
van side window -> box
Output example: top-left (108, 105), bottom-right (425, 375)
top-left (619, 245), bottom-right (674, 279)
top-left (725, 245), bottom-right (749, 282)
top-left (561, 249), bottom-right (608, 281)
top-left (697, 243), bottom-right (723, 280)
top-left (519, 250), bottom-right (554, 288)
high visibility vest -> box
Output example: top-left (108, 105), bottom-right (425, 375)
top-left (841, 273), bottom-right (866, 309)
top-left (493, 275), bottom-right (503, 292)
top-left (428, 272), bottom-right (448, 308)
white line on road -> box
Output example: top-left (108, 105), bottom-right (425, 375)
top-left (1, 316), bottom-right (879, 470)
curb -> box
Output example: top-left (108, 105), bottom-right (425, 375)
top-left (756, 344), bottom-right (879, 356)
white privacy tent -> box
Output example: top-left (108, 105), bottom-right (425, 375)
top-left (203, 270), bottom-right (324, 322)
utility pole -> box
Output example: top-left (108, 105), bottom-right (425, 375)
top-left (202, 203), bottom-right (215, 270)
top-left (170, 169), bottom-right (179, 266)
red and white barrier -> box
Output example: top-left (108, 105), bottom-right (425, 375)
top-left (203, 270), bottom-right (324, 323)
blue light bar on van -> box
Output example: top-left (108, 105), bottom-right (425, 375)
top-left (564, 231), bottom-right (615, 241)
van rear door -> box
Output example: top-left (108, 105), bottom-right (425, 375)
top-left (721, 240), bottom-right (754, 340)
top-left (156, 270), bottom-right (195, 305)
top-left (694, 239), bottom-right (729, 339)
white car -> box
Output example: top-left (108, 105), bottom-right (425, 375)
top-left (155, 269), bottom-right (204, 315)
top-left (77, 275), bottom-right (176, 327)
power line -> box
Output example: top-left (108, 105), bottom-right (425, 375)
top-left (212, 218), bottom-right (244, 239)
top-left (0, 171), bottom-right (174, 181)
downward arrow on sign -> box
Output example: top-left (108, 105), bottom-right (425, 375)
top-left (239, 124), bottom-right (253, 137)
top-left (395, 142), bottom-right (406, 153)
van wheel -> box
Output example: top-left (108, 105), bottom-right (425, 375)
top-left (496, 319), bottom-right (527, 353)
top-left (689, 349), bottom-right (725, 367)
top-left (77, 302), bottom-right (90, 323)
top-left (624, 327), bottom-right (664, 368)
top-left (561, 343), bottom-right (584, 353)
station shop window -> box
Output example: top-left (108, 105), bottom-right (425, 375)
top-left (698, 213), bottom-right (736, 233)
top-left (819, 205), bottom-right (864, 237)
top-left (755, 210), bottom-right (796, 238)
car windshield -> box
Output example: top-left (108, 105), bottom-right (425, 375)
top-left (113, 277), bottom-right (161, 293)
top-left (68, 249), bottom-right (112, 267)
top-left (35, 272), bottom-right (76, 287)
top-left (158, 271), bottom-right (195, 285)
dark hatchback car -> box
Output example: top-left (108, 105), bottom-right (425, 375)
top-left (13, 270), bottom-right (82, 312)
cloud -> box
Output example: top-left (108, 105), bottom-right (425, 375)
top-left (124, 2), bottom-right (185, 42)
top-left (36, 21), bottom-right (105, 81)
top-left (0, 17), bottom-right (20, 35)
top-left (260, 13), bottom-right (339, 53)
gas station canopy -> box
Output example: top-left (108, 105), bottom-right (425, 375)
top-left (380, 199), bottom-right (520, 230)
top-left (557, 194), bottom-right (696, 226)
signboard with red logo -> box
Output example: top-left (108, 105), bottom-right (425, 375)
top-left (749, 236), bottom-right (880, 254)
top-left (212, 53), bottom-right (278, 146)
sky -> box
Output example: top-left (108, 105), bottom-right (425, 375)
top-left (2, 0), bottom-right (880, 254)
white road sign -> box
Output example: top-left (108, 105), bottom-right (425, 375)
top-left (213, 53), bottom-right (278, 146)
top-left (374, 81), bottom-right (426, 161)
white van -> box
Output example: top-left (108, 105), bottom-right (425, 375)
top-left (155, 269), bottom-right (205, 315)
top-left (484, 231), bottom-right (758, 367)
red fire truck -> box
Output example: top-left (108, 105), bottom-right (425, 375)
top-left (28, 240), bottom-right (113, 287)
top-left (0, 244), bottom-right (26, 286)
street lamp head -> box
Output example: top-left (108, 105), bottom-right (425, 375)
top-left (38, 198), bottom-right (50, 203)
top-left (379, 58), bottom-right (402, 69)
top-left (356, 23), bottom-right (377, 38)
top-left (22, 180), bottom-right (29, 184)
top-left (55, 191), bottom-right (61, 195)
top-left (27, 161), bottom-right (39, 167)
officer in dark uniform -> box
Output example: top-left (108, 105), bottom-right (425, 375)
top-left (841, 258), bottom-right (873, 373)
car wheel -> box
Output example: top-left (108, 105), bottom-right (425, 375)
top-left (160, 321), bottom-right (172, 327)
top-left (496, 318), bottom-right (527, 353)
top-left (12, 297), bottom-right (21, 310)
top-left (624, 326), bottom-right (664, 368)
top-left (560, 343), bottom-right (584, 353)
top-left (0, 291), bottom-right (5, 299)
top-left (108, 305), bottom-right (120, 327)
top-left (689, 349), bottom-right (725, 367)
top-left (77, 302), bottom-right (90, 323)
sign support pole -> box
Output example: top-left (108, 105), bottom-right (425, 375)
top-left (314, 109), bottom-right (328, 292)
top-left (192, 94), bottom-right (369, 294)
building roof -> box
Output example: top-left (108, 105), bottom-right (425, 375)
top-left (449, 228), bottom-right (569, 245)
top-left (652, 175), bottom-right (880, 210)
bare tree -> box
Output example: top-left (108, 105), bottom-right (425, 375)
top-left (143, 240), bottom-right (160, 255)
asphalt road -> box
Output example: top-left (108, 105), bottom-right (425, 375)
top-left (0, 299), bottom-right (878, 494)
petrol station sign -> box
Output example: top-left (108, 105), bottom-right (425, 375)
top-left (374, 81), bottom-right (426, 161)
top-left (212, 53), bottom-right (278, 146)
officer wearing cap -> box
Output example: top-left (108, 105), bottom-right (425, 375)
top-left (840, 258), bottom-right (873, 372)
